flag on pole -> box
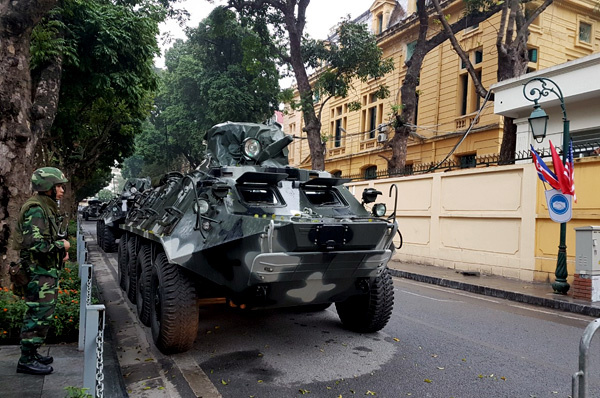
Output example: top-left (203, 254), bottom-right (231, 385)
top-left (549, 140), bottom-right (576, 200)
top-left (530, 145), bottom-right (561, 190)
top-left (564, 140), bottom-right (576, 202)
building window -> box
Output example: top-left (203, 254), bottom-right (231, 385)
top-left (330, 105), bottom-right (346, 149)
top-left (579, 21), bottom-right (592, 44)
top-left (459, 74), bottom-right (468, 116)
top-left (364, 166), bottom-right (377, 180)
top-left (528, 48), bottom-right (538, 63)
top-left (406, 41), bottom-right (417, 62)
top-left (334, 119), bottom-right (342, 148)
top-left (458, 51), bottom-right (483, 116)
top-left (331, 170), bottom-right (342, 178)
top-left (377, 13), bottom-right (383, 34)
top-left (459, 154), bottom-right (476, 169)
top-left (368, 107), bottom-right (377, 138)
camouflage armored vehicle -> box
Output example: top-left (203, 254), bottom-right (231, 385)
top-left (96, 178), bottom-right (150, 253)
top-left (118, 122), bottom-right (400, 354)
top-left (82, 199), bottom-right (103, 221)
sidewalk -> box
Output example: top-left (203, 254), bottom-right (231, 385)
top-left (387, 260), bottom-right (600, 318)
top-left (2, 257), bottom-right (599, 398)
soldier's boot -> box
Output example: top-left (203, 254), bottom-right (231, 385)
top-left (33, 351), bottom-right (53, 365)
top-left (16, 359), bottom-right (53, 375)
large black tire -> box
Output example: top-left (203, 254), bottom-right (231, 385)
top-left (136, 244), bottom-right (153, 326)
top-left (335, 267), bottom-right (394, 333)
top-left (117, 234), bottom-right (129, 291)
top-left (126, 236), bottom-right (140, 304)
top-left (150, 253), bottom-right (199, 354)
top-left (102, 225), bottom-right (118, 253)
top-left (96, 220), bottom-right (104, 248)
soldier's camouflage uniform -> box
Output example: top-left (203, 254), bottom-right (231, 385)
top-left (12, 193), bottom-right (65, 363)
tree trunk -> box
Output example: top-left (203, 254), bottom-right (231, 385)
top-left (0, 0), bottom-right (59, 286)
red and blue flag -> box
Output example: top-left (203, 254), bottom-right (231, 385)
top-left (530, 144), bottom-right (561, 190)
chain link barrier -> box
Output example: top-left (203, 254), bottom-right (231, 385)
top-left (95, 310), bottom-right (106, 398)
top-left (77, 218), bottom-right (107, 398)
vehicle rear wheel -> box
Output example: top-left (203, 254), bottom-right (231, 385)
top-left (335, 267), bottom-right (394, 333)
top-left (117, 234), bottom-right (129, 291)
top-left (96, 220), bottom-right (104, 248)
top-left (136, 244), bottom-right (153, 326)
top-left (126, 236), bottom-right (140, 304)
top-left (150, 253), bottom-right (198, 354)
top-left (103, 225), bottom-right (118, 253)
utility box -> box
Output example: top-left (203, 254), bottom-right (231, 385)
top-left (574, 226), bottom-right (600, 302)
top-left (575, 226), bottom-right (600, 275)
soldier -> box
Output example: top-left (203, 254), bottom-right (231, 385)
top-left (11, 167), bottom-right (70, 375)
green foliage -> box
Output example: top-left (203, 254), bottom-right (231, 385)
top-left (96, 189), bottom-right (115, 202)
top-left (121, 154), bottom-right (145, 179)
top-left (303, 20), bottom-right (394, 110)
top-left (0, 262), bottom-right (88, 339)
top-left (130, 6), bottom-right (281, 171)
top-left (31, 0), bottom-right (162, 200)
top-left (64, 386), bottom-right (92, 398)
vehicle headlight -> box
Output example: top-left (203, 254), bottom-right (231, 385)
top-left (242, 138), bottom-right (262, 160)
top-left (372, 203), bottom-right (386, 217)
top-left (112, 206), bottom-right (118, 212)
top-left (130, 187), bottom-right (137, 194)
top-left (194, 199), bottom-right (209, 214)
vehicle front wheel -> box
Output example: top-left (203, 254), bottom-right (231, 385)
top-left (335, 267), bottom-right (394, 333)
top-left (150, 253), bottom-right (198, 354)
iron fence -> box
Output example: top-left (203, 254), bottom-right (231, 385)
top-left (342, 140), bottom-right (600, 181)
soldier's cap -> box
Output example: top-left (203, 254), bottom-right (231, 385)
top-left (31, 167), bottom-right (69, 192)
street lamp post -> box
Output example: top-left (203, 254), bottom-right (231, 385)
top-left (523, 77), bottom-right (570, 294)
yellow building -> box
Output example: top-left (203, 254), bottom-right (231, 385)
top-left (283, 0), bottom-right (600, 285)
top-left (284, 0), bottom-right (599, 178)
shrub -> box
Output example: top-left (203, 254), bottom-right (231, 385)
top-left (0, 262), bottom-right (86, 340)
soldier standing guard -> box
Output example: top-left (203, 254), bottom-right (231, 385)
top-left (11, 167), bottom-right (70, 375)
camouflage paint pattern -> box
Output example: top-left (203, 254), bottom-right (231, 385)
top-left (31, 167), bottom-right (68, 192)
top-left (12, 194), bottom-right (63, 362)
top-left (121, 122), bottom-right (398, 310)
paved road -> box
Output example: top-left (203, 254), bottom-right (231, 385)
top-left (84, 222), bottom-right (600, 398)
top-left (187, 278), bottom-right (600, 398)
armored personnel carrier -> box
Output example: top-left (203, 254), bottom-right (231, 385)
top-left (96, 178), bottom-right (150, 253)
top-left (118, 122), bottom-right (400, 354)
top-left (82, 199), bottom-right (103, 221)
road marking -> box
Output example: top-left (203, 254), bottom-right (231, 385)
top-left (506, 304), bottom-right (591, 321)
top-left (395, 278), bottom-right (501, 303)
top-left (397, 289), bottom-right (460, 302)
top-left (173, 353), bottom-right (222, 398)
top-left (394, 276), bottom-right (593, 322)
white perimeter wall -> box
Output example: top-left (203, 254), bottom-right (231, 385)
top-left (347, 163), bottom-right (539, 281)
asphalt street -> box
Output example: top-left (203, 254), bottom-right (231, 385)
top-left (185, 278), bottom-right (600, 398)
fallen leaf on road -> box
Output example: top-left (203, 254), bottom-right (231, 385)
top-left (299, 389), bottom-right (310, 394)
top-left (424, 379), bottom-right (432, 383)
top-left (221, 380), bottom-right (228, 385)
top-left (366, 391), bottom-right (376, 396)
top-left (393, 338), bottom-right (400, 342)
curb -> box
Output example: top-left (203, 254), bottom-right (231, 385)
top-left (389, 269), bottom-right (600, 318)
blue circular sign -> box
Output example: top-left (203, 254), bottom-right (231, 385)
top-left (549, 194), bottom-right (569, 215)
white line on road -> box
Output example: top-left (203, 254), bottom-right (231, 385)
top-left (394, 276), bottom-right (593, 322)
top-left (397, 288), bottom-right (461, 302)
